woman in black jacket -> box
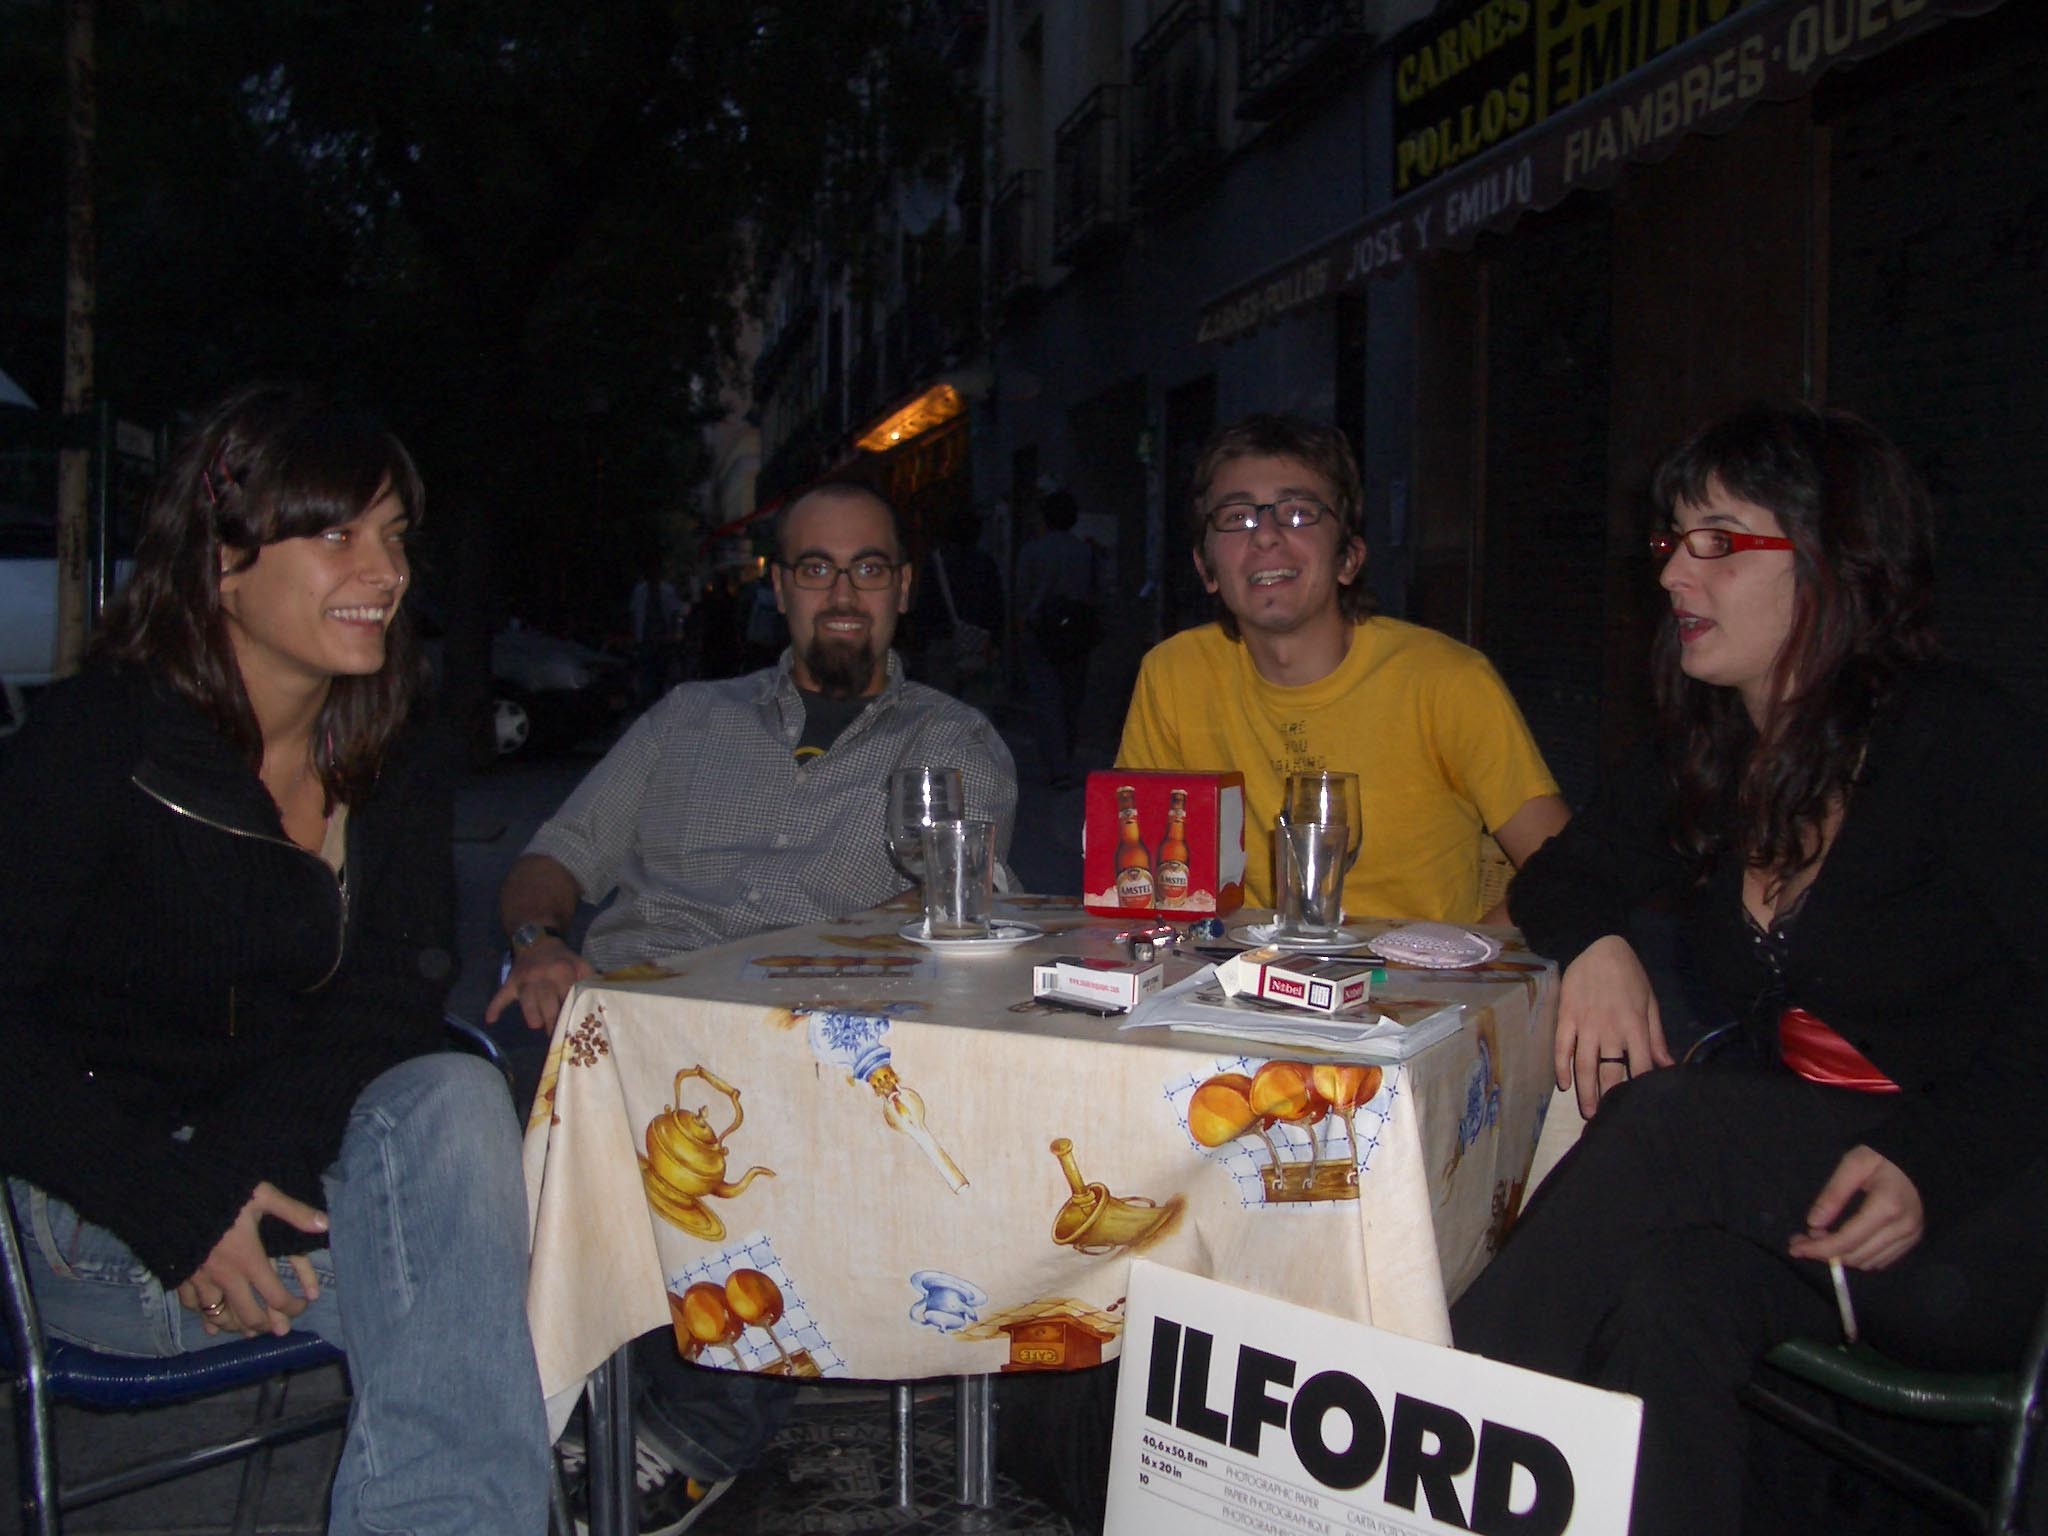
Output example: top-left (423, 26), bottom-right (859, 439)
top-left (1, 385), bottom-right (549, 1533)
top-left (1452, 403), bottom-right (2048, 1534)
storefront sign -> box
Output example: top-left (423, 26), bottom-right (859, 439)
top-left (1105, 1262), bottom-right (1643, 1535)
top-left (1198, 0), bottom-right (2006, 345)
top-left (1394, 0), bottom-right (1776, 193)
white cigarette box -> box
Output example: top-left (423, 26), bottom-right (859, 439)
top-left (1032, 955), bottom-right (1166, 1012)
top-left (1215, 947), bottom-right (1382, 1015)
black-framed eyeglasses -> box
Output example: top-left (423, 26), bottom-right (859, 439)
top-left (1648, 528), bottom-right (1795, 561)
top-left (1204, 498), bottom-right (1333, 534)
top-left (778, 556), bottom-right (903, 591)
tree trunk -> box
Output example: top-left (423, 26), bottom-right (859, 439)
top-left (55, 0), bottom-right (95, 677)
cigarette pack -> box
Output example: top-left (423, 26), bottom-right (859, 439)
top-left (1214, 947), bottom-right (1383, 1015)
top-left (1032, 955), bottom-right (1166, 1012)
top-left (1081, 770), bottom-right (1247, 921)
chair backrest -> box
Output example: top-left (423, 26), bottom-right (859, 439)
top-left (1477, 832), bottom-right (1514, 916)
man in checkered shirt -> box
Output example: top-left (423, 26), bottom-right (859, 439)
top-left (489, 480), bottom-right (1016, 1033)
top-left (487, 480), bottom-right (1016, 1532)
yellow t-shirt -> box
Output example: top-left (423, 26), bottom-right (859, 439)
top-left (1116, 619), bottom-right (1559, 923)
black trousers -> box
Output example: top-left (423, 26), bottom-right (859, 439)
top-left (1451, 1065), bottom-right (2047, 1536)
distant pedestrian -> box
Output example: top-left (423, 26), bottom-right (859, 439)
top-left (916, 510), bottom-right (1005, 701)
top-left (629, 555), bottom-right (684, 706)
top-left (696, 573), bottom-right (743, 679)
top-left (741, 573), bottom-right (784, 671)
top-left (1015, 489), bottom-right (1100, 787)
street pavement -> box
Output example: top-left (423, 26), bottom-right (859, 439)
top-left (2, 664), bottom-right (1113, 1534)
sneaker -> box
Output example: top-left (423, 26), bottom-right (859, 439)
top-left (559, 1428), bottom-right (736, 1535)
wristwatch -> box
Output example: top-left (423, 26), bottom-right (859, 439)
top-left (509, 921), bottom-right (565, 953)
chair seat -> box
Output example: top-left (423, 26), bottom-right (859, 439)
top-left (1764, 1339), bottom-right (2019, 1425)
top-left (33, 1332), bottom-right (344, 1411)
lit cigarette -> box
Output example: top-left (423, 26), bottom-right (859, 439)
top-left (1828, 1258), bottom-right (1859, 1344)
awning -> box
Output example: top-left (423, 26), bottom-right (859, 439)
top-left (1196, 0), bottom-right (2007, 345)
top-left (706, 495), bottom-right (783, 541)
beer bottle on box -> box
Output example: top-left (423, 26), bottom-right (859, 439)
top-left (1114, 785), bottom-right (1154, 908)
top-left (1156, 788), bottom-right (1190, 907)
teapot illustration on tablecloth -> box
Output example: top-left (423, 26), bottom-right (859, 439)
top-left (639, 1065), bottom-right (775, 1241)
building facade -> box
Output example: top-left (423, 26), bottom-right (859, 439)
top-left (973, 0), bottom-right (2042, 797)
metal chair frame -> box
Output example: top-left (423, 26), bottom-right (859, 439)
top-left (4, 1015), bottom-right (567, 1536)
top-left (2, 1183), bottom-right (349, 1536)
top-left (1742, 1285), bottom-right (2048, 1534)
top-left (1678, 1022), bottom-right (2045, 1529)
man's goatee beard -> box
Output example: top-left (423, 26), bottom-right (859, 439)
top-left (802, 634), bottom-right (879, 698)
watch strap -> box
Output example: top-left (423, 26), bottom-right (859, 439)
top-left (509, 921), bottom-right (565, 952)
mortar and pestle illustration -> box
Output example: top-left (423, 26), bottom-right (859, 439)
top-left (1047, 1137), bottom-right (1179, 1255)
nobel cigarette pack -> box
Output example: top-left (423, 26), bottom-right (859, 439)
top-left (1081, 770), bottom-right (1247, 921)
top-left (1032, 955), bottom-right (1166, 1012)
top-left (1215, 947), bottom-right (1382, 1015)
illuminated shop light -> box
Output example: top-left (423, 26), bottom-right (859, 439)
top-left (855, 383), bottom-right (966, 453)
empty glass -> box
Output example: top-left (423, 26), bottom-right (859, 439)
top-left (1275, 820), bottom-right (1350, 936)
top-left (921, 819), bottom-right (996, 940)
top-left (1283, 770), bottom-right (1362, 871)
top-left (887, 766), bottom-right (965, 883)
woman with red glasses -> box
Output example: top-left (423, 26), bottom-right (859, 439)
top-left (1453, 402), bottom-right (2048, 1534)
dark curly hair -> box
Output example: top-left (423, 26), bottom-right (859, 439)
top-left (1651, 402), bottom-right (1940, 891)
top-left (92, 383), bottom-right (426, 807)
top-left (1189, 414), bottom-right (1373, 640)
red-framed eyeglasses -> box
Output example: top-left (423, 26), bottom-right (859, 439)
top-left (1649, 528), bottom-right (1795, 561)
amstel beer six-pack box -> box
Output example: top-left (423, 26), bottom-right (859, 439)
top-left (1081, 770), bottom-right (1247, 920)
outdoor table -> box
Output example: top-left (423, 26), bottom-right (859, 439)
top-left (521, 896), bottom-right (1560, 1535)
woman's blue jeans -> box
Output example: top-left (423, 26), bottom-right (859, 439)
top-left (10, 1052), bottom-right (550, 1535)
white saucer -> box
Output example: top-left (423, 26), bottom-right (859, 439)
top-left (898, 919), bottom-right (1045, 954)
top-left (1228, 921), bottom-right (1375, 954)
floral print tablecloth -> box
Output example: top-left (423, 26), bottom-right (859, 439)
top-left (522, 900), bottom-right (1559, 1429)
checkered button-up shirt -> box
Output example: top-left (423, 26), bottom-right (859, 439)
top-left (526, 652), bottom-right (1017, 968)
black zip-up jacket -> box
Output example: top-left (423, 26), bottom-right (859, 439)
top-left (1508, 661), bottom-right (2048, 1237)
top-left (0, 666), bottom-right (455, 1286)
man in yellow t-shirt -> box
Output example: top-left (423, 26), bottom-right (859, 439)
top-left (1118, 415), bottom-right (1568, 924)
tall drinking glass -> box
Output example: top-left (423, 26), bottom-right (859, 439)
top-left (921, 819), bottom-right (997, 939)
top-left (1275, 820), bottom-right (1350, 936)
top-left (887, 766), bottom-right (965, 883)
top-left (1283, 771), bottom-right (1362, 871)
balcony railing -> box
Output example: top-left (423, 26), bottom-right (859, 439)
top-left (1238, 0), bottom-right (1373, 119)
top-left (1053, 85), bottom-right (1128, 266)
top-left (1129, 0), bottom-right (1219, 207)
top-left (989, 169), bottom-right (1042, 307)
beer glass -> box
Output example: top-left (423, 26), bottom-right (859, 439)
top-left (921, 819), bottom-right (996, 939)
top-left (1283, 771), bottom-right (1362, 872)
top-left (887, 766), bottom-right (965, 883)
top-left (1275, 820), bottom-right (1349, 936)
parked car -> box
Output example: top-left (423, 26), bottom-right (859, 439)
top-left (488, 621), bottom-right (631, 754)
top-left (414, 602), bottom-right (630, 756)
